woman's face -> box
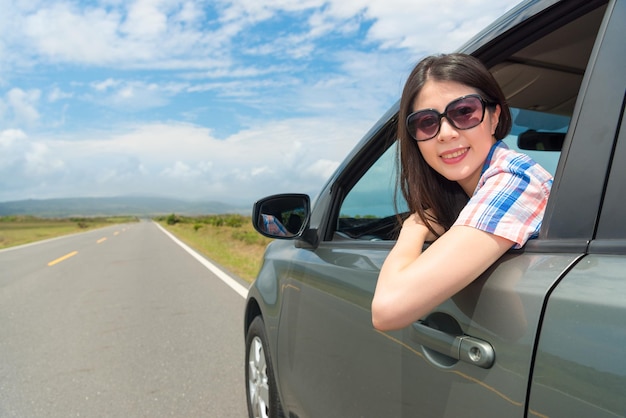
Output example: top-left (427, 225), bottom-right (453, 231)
top-left (413, 79), bottom-right (500, 196)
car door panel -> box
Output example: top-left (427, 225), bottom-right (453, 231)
top-left (276, 237), bottom-right (583, 417)
top-left (398, 252), bottom-right (582, 417)
top-left (275, 242), bottom-right (403, 417)
top-left (528, 255), bottom-right (626, 417)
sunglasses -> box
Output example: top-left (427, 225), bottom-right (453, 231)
top-left (406, 94), bottom-right (495, 141)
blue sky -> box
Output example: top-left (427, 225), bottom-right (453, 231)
top-left (0, 0), bottom-right (520, 206)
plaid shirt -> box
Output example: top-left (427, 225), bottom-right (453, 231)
top-left (454, 141), bottom-right (553, 249)
top-left (261, 214), bottom-right (290, 236)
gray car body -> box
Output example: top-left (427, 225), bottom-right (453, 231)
top-left (245, 0), bottom-right (626, 417)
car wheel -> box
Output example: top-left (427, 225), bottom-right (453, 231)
top-left (246, 316), bottom-right (282, 418)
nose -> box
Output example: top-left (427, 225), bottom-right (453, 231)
top-left (437, 117), bottom-right (458, 141)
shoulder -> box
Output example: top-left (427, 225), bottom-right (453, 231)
top-left (459, 142), bottom-right (553, 248)
top-left (486, 142), bottom-right (553, 185)
top-left (478, 145), bottom-right (553, 204)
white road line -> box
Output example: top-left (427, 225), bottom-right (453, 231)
top-left (154, 222), bottom-right (249, 299)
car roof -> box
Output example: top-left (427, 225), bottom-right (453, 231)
top-left (458, 0), bottom-right (562, 55)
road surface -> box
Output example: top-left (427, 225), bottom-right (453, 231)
top-left (0, 220), bottom-right (249, 417)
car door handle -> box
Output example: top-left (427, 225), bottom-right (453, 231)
top-left (411, 321), bottom-right (495, 369)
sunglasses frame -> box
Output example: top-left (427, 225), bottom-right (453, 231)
top-left (406, 94), bottom-right (496, 142)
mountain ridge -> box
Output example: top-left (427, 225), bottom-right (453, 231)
top-left (0, 196), bottom-right (251, 218)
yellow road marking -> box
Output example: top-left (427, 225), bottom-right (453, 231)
top-left (97, 237), bottom-right (107, 244)
top-left (48, 251), bottom-right (78, 266)
top-left (113, 231), bottom-right (120, 236)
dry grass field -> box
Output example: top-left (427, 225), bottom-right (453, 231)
top-left (0, 216), bottom-right (138, 249)
top-left (156, 214), bottom-right (272, 283)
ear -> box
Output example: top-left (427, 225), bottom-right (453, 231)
top-left (490, 104), bottom-right (501, 136)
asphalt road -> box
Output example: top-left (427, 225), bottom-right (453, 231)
top-left (0, 220), bottom-right (249, 417)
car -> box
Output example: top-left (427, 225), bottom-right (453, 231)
top-left (244, 0), bottom-right (626, 417)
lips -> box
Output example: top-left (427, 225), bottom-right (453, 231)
top-left (440, 147), bottom-right (469, 161)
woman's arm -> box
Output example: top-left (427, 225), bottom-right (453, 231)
top-left (371, 214), bottom-right (514, 331)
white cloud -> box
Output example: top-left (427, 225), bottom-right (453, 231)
top-left (0, 128), bottom-right (27, 150)
top-left (92, 78), bottom-right (121, 92)
top-left (23, 3), bottom-right (125, 64)
top-left (0, 129), bottom-right (65, 184)
top-left (24, 142), bottom-right (66, 175)
top-left (175, 1), bottom-right (204, 24)
top-left (48, 86), bottom-right (73, 102)
top-left (344, 0), bottom-right (521, 53)
top-left (0, 116), bottom-right (367, 202)
top-left (108, 82), bottom-right (168, 109)
top-left (18, 1), bottom-right (221, 68)
top-left (121, 0), bottom-right (169, 39)
top-left (304, 158), bottom-right (340, 180)
top-left (161, 160), bottom-right (211, 179)
top-left (3, 88), bottom-right (41, 126)
top-left (89, 79), bottom-right (188, 110)
top-left (11, 0), bottom-right (521, 70)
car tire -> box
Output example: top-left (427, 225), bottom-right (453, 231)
top-left (245, 316), bottom-right (283, 418)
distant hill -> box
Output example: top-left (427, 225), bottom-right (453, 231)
top-left (0, 196), bottom-right (251, 218)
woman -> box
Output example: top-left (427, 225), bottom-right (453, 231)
top-left (371, 53), bottom-right (553, 331)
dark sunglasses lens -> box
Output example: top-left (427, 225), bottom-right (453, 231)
top-left (447, 96), bottom-right (484, 129)
top-left (408, 111), bottom-right (439, 140)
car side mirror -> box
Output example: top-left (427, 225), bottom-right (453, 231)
top-left (252, 194), bottom-right (311, 240)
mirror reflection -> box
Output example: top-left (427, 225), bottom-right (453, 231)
top-left (253, 194), bottom-right (309, 239)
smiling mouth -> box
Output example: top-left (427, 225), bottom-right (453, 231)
top-left (441, 148), bottom-right (469, 159)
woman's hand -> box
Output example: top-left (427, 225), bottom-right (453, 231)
top-left (384, 211), bottom-right (444, 274)
top-left (389, 212), bottom-right (440, 268)
top-left (403, 211), bottom-right (445, 243)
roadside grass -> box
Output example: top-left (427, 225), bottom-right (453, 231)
top-left (155, 214), bottom-right (272, 283)
top-left (0, 215), bottom-right (138, 249)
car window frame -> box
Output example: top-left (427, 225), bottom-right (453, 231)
top-left (590, 95), bottom-right (626, 253)
top-left (320, 114), bottom-right (399, 242)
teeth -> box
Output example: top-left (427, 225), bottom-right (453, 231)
top-left (442, 148), bottom-right (467, 159)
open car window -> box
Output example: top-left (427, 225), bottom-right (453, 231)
top-left (503, 106), bottom-right (568, 175)
top-left (336, 142), bottom-right (407, 241)
top-left (334, 99), bottom-right (568, 242)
